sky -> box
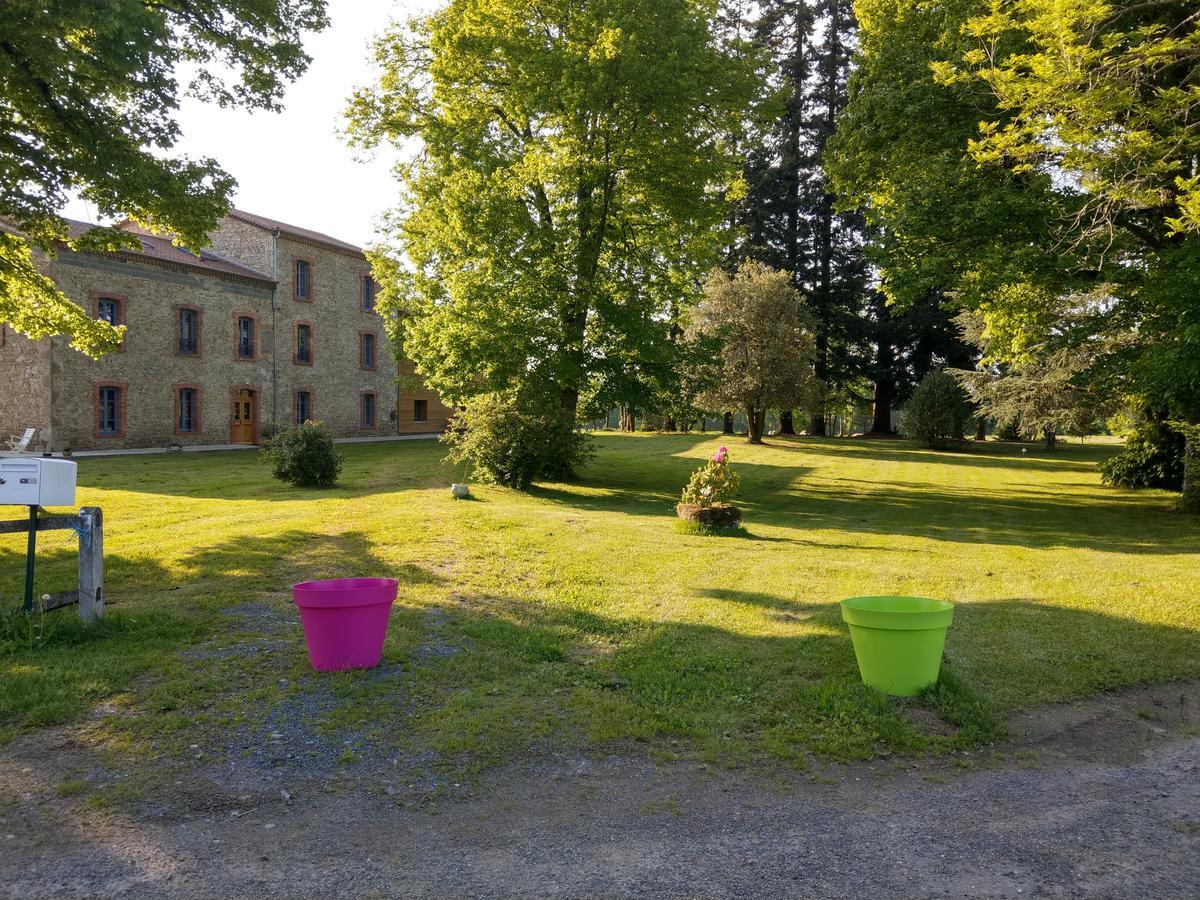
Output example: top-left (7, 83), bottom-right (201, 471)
top-left (63, 0), bottom-right (438, 249)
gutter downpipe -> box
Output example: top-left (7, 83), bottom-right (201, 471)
top-left (271, 229), bottom-right (280, 434)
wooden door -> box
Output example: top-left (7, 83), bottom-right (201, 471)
top-left (231, 389), bottom-right (256, 444)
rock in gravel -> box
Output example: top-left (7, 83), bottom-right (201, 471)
top-left (280, 790), bottom-right (293, 803)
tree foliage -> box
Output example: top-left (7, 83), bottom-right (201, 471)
top-left (900, 370), bottom-right (972, 450)
top-left (349, 0), bottom-right (758, 418)
top-left (686, 261), bottom-right (818, 443)
top-left (442, 391), bottom-right (593, 489)
top-left (832, 0), bottom-right (1200, 509)
top-left (0, 0), bottom-right (329, 356)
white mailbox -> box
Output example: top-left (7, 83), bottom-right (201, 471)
top-left (0, 457), bottom-right (77, 506)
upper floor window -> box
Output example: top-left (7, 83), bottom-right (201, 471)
top-left (97, 297), bottom-right (122, 327)
top-left (237, 316), bottom-right (255, 359)
top-left (98, 386), bottom-right (120, 435)
top-left (361, 332), bottom-right (376, 370)
top-left (295, 390), bottom-right (312, 425)
top-left (296, 323), bottom-right (312, 364)
top-left (178, 308), bottom-right (199, 355)
top-left (294, 259), bottom-right (312, 301)
top-left (177, 388), bottom-right (198, 433)
top-left (361, 392), bottom-right (376, 428)
top-left (361, 275), bottom-right (376, 311)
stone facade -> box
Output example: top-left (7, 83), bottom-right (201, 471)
top-left (0, 210), bottom-right (452, 451)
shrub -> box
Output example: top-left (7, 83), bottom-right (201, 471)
top-left (1099, 420), bottom-right (1184, 490)
top-left (443, 392), bottom-right (593, 489)
top-left (900, 370), bottom-right (972, 450)
top-left (680, 446), bottom-right (741, 508)
top-left (261, 421), bottom-right (344, 488)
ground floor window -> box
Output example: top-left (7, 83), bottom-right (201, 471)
top-left (295, 390), bottom-right (312, 424)
top-left (414, 399), bottom-right (428, 423)
top-left (178, 388), bottom-right (198, 433)
top-left (98, 386), bottom-right (120, 435)
top-left (361, 392), bottom-right (376, 428)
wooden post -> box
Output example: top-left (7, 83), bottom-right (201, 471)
top-left (77, 506), bottom-right (103, 622)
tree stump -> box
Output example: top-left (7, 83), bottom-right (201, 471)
top-left (676, 503), bottom-right (742, 529)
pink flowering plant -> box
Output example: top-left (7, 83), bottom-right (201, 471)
top-left (680, 446), bottom-right (741, 508)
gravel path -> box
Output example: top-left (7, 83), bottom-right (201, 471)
top-left (2, 683), bottom-right (1198, 899)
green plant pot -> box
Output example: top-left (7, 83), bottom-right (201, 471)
top-left (840, 596), bottom-right (954, 696)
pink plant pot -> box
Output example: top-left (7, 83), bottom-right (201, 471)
top-left (292, 577), bottom-right (399, 672)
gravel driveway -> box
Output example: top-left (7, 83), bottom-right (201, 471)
top-left (2, 682), bottom-right (1197, 899)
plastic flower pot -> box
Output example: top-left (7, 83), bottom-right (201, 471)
top-left (292, 577), bottom-right (399, 672)
top-left (840, 596), bottom-right (954, 696)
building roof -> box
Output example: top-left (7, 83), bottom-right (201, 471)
top-left (227, 208), bottom-right (365, 256)
top-left (61, 218), bottom-right (275, 283)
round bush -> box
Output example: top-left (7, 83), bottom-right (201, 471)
top-left (261, 421), bottom-right (344, 488)
top-left (900, 370), bottom-right (972, 450)
top-left (443, 392), bottom-right (593, 489)
top-left (1099, 421), bottom-right (1184, 490)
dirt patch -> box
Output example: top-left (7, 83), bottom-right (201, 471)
top-left (2, 681), bottom-right (1198, 898)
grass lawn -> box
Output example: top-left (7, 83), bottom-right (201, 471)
top-left (2, 433), bottom-right (1198, 774)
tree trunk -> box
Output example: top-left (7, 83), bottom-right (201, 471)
top-left (779, 410), bottom-right (795, 435)
top-left (664, 416), bottom-right (676, 432)
top-left (747, 406), bottom-right (765, 444)
top-left (722, 412), bottom-right (734, 435)
top-left (1180, 422), bottom-right (1200, 514)
top-left (975, 416), bottom-right (988, 441)
top-left (1043, 428), bottom-right (1057, 451)
top-left (620, 407), bottom-right (637, 432)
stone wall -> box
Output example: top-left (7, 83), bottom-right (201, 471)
top-left (271, 234), bottom-right (400, 435)
top-left (46, 253), bottom-right (276, 450)
top-left (0, 326), bottom-right (52, 449)
top-left (206, 216), bottom-right (276, 276)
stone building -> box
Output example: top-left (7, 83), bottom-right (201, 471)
top-left (0, 210), bottom-right (451, 451)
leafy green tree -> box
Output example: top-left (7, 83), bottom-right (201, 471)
top-left (0, 0), bottom-right (329, 356)
top-left (349, 0), bottom-right (758, 419)
top-left (686, 261), bottom-right (818, 444)
top-left (736, 0), bottom-right (871, 435)
top-left (900, 370), bottom-right (972, 451)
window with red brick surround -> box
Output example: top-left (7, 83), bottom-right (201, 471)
top-left (360, 390), bottom-right (378, 430)
top-left (233, 312), bottom-right (258, 361)
top-left (94, 381), bottom-right (128, 439)
top-left (173, 383), bottom-right (203, 435)
top-left (174, 306), bottom-right (202, 357)
top-left (294, 388), bottom-right (315, 425)
top-left (360, 331), bottom-right (377, 370)
top-left (293, 257), bottom-right (314, 302)
top-left (294, 320), bottom-right (314, 366)
top-left (361, 273), bottom-right (376, 312)
top-left (91, 291), bottom-right (127, 351)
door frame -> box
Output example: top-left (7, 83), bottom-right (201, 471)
top-left (228, 384), bottom-right (260, 445)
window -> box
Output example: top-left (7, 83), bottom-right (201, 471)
top-left (98, 386), bottom-right (120, 435)
top-left (361, 275), bottom-right (376, 311)
top-left (97, 297), bottom-right (120, 326)
top-left (295, 390), bottom-right (312, 424)
top-left (179, 308), bottom-right (198, 355)
top-left (296, 323), bottom-right (312, 364)
top-left (237, 316), bottom-right (255, 359)
top-left (414, 399), bottom-right (428, 423)
top-left (361, 392), bottom-right (376, 428)
top-left (294, 259), bottom-right (311, 300)
top-left (178, 388), bottom-right (198, 433)
top-left (361, 332), bottom-right (376, 370)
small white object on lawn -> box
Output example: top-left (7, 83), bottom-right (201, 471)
top-left (451, 483), bottom-right (471, 499)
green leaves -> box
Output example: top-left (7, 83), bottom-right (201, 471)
top-left (350, 0), bottom-right (757, 412)
top-left (0, 0), bottom-right (328, 353)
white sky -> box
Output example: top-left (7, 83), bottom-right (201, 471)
top-left (63, 0), bottom-right (439, 248)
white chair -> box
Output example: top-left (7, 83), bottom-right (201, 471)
top-left (6, 428), bottom-right (37, 453)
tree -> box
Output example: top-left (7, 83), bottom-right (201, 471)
top-left (349, 0), bottom-right (758, 421)
top-left (686, 261), bottom-right (818, 443)
top-left (831, 0), bottom-right (1200, 510)
top-left (947, 0), bottom-right (1200, 509)
top-left (900, 370), bottom-right (971, 450)
top-left (737, 0), bottom-right (871, 435)
top-left (0, 0), bottom-right (329, 357)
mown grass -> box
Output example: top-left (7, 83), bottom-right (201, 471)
top-left (1, 433), bottom-right (1197, 770)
